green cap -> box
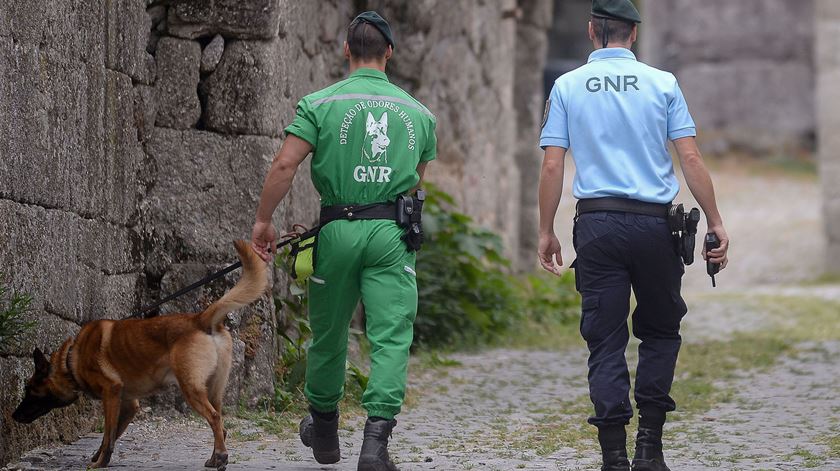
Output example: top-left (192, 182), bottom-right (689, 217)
top-left (591, 0), bottom-right (641, 24)
top-left (351, 11), bottom-right (395, 50)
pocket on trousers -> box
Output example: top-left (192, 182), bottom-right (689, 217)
top-left (570, 259), bottom-right (580, 292)
top-left (574, 213), bottom-right (613, 253)
top-left (579, 295), bottom-right (600, 340)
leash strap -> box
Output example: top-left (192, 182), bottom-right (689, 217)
top-left (133, 235), bottom-right (307, 318)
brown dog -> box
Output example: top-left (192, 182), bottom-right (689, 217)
top-left (11, 240), bottom-right (268, 469)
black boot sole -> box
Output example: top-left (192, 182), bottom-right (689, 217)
top-left (357, 455), bottom-right (398, 471)
top-left (632, 459), bottom-right (670, 471)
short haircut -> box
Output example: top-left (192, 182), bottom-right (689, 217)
top-left (591, 16), bottom-right (635, 44)
top-left (347, 21), bottom-right (389, 61)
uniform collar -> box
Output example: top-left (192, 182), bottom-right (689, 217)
top-left (588, 47), bottom-right (637, 63)
top-left (349, 67), bottom-right (390, 82)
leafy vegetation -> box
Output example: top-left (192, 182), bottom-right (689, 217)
top-left (415, 184), bottom-right (579, 348)
top-left (0, 274), bottom-right (36, 351)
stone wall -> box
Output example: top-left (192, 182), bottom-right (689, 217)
top-left (365, 0), bottom-right (551, 261)
top-left (640, 0), bottom-right (815, 155)
top-left (0, 0), bottom-right (551, 465)
top-left (0, 0), bottom-right (351, 464)
top-left (0, 0), bottom-right (151, 463)
top-left (816, 0), bottom-right (840, 273)
top-left (515, 0), bottom-right (555, 264)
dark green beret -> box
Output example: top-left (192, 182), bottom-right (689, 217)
top-left (351, 11), bottom-right (395, 50)
top-left (591, 0), bottom-right (641, 24)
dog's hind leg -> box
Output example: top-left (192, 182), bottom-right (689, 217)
top-left (174, 339), bottom-right (228, 469)
top-left (180, 382), bottom-right (228, 469)
top-left (208, 333), bottom-right (233, 441)
top-left (90, 383), bottom-right (123, 469)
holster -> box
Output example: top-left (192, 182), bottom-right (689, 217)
top-left (668, 203), bottom-right (700, 265)
top-left (396, 190), bottom-right (425, 252)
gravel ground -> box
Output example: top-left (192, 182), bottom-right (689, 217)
top-left (6, 163), bottom-right (839, 471)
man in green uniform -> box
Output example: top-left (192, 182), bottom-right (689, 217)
top-left (250, 11), bottom-right (436, 471)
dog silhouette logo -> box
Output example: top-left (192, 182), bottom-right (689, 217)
top-left (363, 111), bottom-right (390, 163)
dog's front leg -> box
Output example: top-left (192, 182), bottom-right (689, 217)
top-left (90, 384), bottom-right (123, 469)
top-left (115, 398), bottom-right (140, 439)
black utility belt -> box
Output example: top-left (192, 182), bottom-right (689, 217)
top-left (576, 197), bottom-right (701, 266)
top-left (319, 190), bottom-right (427, 252)
top-left (576, 197), bottom-right (669, 218)
top-left (319, 203), bottom-right (396, 226)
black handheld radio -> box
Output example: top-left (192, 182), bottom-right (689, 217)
top-left (705, 233), bottom-right (721, 287)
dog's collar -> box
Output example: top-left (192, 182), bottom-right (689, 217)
top-left (64, 343), bottom-right (82, 392)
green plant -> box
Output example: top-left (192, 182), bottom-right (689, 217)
top-left (0, 274), bottom-right (36, 350)
top-left (415, 184), bottom-right (580, 348)
top-left (415, 185), bottom-right (518, 347)
top-left (515, 271), bottom-right (579, 323)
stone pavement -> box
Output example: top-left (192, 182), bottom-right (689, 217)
top-left (5, 322), bottom-right (839, 471)
top-left (5, 165), bottom-right (840, 470)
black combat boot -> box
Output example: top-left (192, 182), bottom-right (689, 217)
top-left (598, 424), bottom-right (631, 471)
top-left (299, 407), bottom-right (341, 464)
top-left (632, 408), bottom-right (670, 471)
top-left (357, 417), bottom-right (398, 471)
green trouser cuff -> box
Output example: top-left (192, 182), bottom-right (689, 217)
top-left (365, 409), bottom-right (396, 420)
top-left (309, 402), bottom-right (339, 415)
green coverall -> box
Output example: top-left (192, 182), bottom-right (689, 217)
top-left (285, 68), bottom-right (437, 420)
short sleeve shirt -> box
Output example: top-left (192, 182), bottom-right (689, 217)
top-left (285, 68), bottom-right (437, 207)
top-left (539, 48), bottom-right (696, 204)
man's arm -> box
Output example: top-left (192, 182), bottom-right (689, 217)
top-left (673, 136), bottom-right (729, 268)
top-left (411, 162), bottom-right (428, 193)
top-left (251, 135), bottom-right (313, 262)
top-left (537, 146), bottom-right (567, 276)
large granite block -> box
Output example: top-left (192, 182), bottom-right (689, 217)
top-left (679, 61), bottom-right (814, 148)
top-left (154, 37), bottom-right (201, 130)
top-left (671, 0), bottom-right (813, 65)
top-left (143, 128), bottom-right (281, 268)
top-left (106, 0), bottom-right (155, 83)
top-left (167, 0), bottom-right (282, 40)
top-left (202, 39), bottom-right (286, 137)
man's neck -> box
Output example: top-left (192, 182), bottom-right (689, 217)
top-left (349, 60), bottom-right (386, 73)
top-left (594, 43), bottom-right (632, 51)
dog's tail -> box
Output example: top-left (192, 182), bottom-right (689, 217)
top-left (197, 240), bottom-right (268, 331)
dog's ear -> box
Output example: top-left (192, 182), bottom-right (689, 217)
top-left (32, 348), bottom-right (51, 378)
top-left (366, 112), bottom-right (375, 130)
top-left (378, 112), bottom-right (388, 127)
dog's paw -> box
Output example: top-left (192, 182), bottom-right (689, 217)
top-left (90, 449), bottom-right (101, 462)
top-left (89, 457), bottom-right (110, 469)
top-left (204, 451), bottom-right (228, 469)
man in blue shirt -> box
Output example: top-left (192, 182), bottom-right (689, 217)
top-left (538, 1), bottom-right (730, 470)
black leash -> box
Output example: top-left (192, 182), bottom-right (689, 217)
top-left (132, 235), bottom-right (305, 319)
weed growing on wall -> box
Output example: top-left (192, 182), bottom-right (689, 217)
top-left (0, 274), bottom-right (36, 351)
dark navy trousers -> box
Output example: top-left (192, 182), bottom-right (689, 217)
top-left (572, 211), bottom-right (688, 427)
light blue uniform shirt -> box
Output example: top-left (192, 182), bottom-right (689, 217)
top-left (540, 48), bottom-right (696, 204)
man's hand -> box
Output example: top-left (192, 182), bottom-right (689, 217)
top-left (538, 232), bottom-right (564, 276)
top-left (251, 220), bottom-right (277, 263)
top-left (251, 135), bottom-right (312, 262)
top-left (703, 225), bottom-right (729, 270)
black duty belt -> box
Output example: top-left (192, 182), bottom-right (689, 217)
top-left (576, 197), bottom-right (670, 218)
top-left (319, 202), bottom-right (396, 226)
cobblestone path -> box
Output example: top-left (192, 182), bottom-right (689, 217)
top-left (6, 163), bottom-right (839, 470)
